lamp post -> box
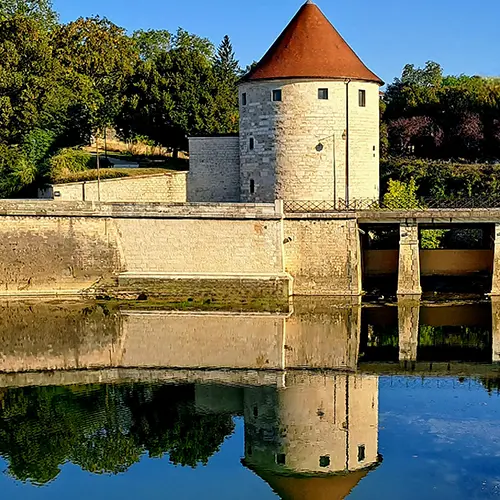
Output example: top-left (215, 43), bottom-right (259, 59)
top-left (316, 130), bottom-right (347, 207)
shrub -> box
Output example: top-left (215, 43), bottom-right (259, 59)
top-left (21, 128), bottom-right (56, 166)
top-left (48, 148), bottom-right (96, 182)
top-left (0, 144), bottom-right (37, 197)
top-left (421, 229), bottom-right (447, 249)
top-left (381, 157), bottom-right (500, 200)
top-left (382, 178), bottom-right (419, 209)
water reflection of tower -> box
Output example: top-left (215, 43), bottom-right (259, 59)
top-left (243, 372), bottom-right (380, 499)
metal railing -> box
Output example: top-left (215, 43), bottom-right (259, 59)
top-left (284, 198), bottom-right (500, 213)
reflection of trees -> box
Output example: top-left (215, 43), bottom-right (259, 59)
top-left (125, 384), bottom-right (235, 467)
top-left (479, 379), bottom-right (500, 395)
top-left (365, 325), bottom-right (490, 348)
top-left (0, 383), bottom-right (235, 485)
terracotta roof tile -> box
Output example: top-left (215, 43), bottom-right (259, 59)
top-left (245, 1), bottom-right (382, 84)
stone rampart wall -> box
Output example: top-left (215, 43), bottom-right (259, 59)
top-left (115, 217), bottom-right (283, 274)
top-left (0, 201), bottom-right (287, 296)
top-left (283, 218), bottom-right (362, 295)
top-left (0, 215), bottom-right (122, 292)
top-left (188, 137), bottom-right (240, 202)
top-left (40, 172), bottom-right (188, 203)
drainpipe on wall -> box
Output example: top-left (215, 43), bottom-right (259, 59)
top-left (345, 79), bottom-right (351, 205)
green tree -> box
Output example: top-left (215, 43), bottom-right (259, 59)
top-left (0, 0), bottom-right (58, 28)
top-left (0, 144), bottom-right (37, 196)
top-left (0, 16), bottom-right (57, 144)
top-left (212, 35), bottom-right (240, 134)
top-left (52, 17), bottom-right (139, 133)
top-left (383, 61), bottom-right (500, 160)
top-left (132, 29), bottom-right (171, 61)
top-left (118, 29), bottom-right (234, 156)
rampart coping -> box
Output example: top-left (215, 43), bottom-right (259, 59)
top-left (0, 200), bottom-right (281, 219)
top-left (3, 200), bottom-right (500, 222)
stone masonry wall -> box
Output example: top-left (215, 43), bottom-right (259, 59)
top-left (0, 201), bottom-right (286, 295)
top-left (0, 215), bottom-right (122, 293)
top-left (397, 221), bottom-right (422, 296)
top-left (239, 79), bottom-right (380, 203)
top-left (115, 218), bottom-right (283, 274)
top-left (284, 218), bottom-right (362, 295)
top-left (41, 173), bottom-right (187, 203)
top-left (188, 137), bottom-right (240, 202)
top-left (0, 201), bottom-right (371, 297)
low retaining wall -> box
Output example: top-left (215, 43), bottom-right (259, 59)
top-left (39, 172), bottom-right (188, 203)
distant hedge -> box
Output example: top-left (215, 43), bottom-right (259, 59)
top-left (49, 149), bottom-right (97, 182)
top-left (381, 157), bottom-right (500, 199)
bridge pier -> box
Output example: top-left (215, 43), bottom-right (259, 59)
top-left (492, 298), bottom-right (500, 363)
top-left (492, 224), bottom-right (500, 295)
top-left (397, 221), bottom-right (422, 296)
top-left (398, 299), bottom-right (419, 363)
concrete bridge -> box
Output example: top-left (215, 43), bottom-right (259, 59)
top-left (286, 204), bottom-right (500, 296)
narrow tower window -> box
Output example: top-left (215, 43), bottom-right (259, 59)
top-left (272, 89), bottom-right (282, 102)
top-left (249, 137), bottom-right (255, 150)
top-left (276, 453), bottom-right (286, 465)
top-left (319, 455), bottom-right (331, 468)
top-left (250, 179), bottom-right (255, 194)
top-left (358, 445), bottom-right (366, 462)
top-left (359, 89), bottom-right (366, 107)
top-left (242, 92), bottom-right (247, 106)
top-left (318, 88), bottom-right (329, 100)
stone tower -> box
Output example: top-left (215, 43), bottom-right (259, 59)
top-left (239, 1), bottom-right (383, 204)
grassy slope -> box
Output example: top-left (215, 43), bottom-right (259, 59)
top-left (52, 158), bottom-right (189, 184)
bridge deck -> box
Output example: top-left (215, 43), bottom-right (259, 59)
top-left (285, 209), bottom-right (500, 223)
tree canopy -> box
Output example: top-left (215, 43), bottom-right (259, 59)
top-left (0, 2), bottom-right (241, 195)
top-left (383, 61), bottom-right (500, 161)
top-left (0, 0), bottom-right (58, 27)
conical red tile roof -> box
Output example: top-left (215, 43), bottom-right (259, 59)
top-left (245, 1), bottom-right (382, 84)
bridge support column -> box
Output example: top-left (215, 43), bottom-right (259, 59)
top-left (492, 298), bottom-right (500, 363)
top-left (491, 224), bottom-right (500, 295)
top-left (398, 299), bottom-right (419, 363)
top-left (397, 221), bottom-right (422, 296)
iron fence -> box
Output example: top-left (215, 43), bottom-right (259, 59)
top-left (284, 198), bottom-right (500, 213)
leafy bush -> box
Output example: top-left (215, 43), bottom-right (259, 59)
top-left (49, 148), bottom-right (96, 182)
top-left (421, 229), bottom-right (447, 249)
top-left (0, 144), bottom-right (37, 197)
top-left (21, 128), bottom-right (56, 166)
top-left (381, 157), bottom-right (500, 200)
top-left (382, 178), bottom-right (419, 208)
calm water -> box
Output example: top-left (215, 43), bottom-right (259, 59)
top-left (0, 299), bottom-right (500, 499)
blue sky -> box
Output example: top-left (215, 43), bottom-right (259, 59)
top-left (52, 0), bottom-right (499, 85)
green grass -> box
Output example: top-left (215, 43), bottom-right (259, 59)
top-left (52, 166), bottom-right (185, 184)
